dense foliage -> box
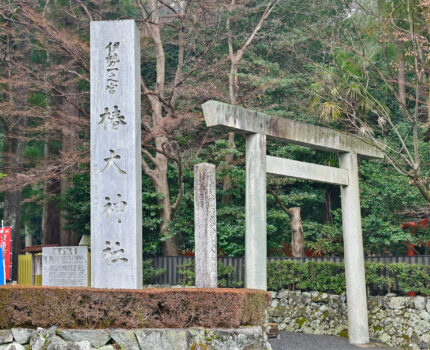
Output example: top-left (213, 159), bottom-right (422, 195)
top-left (1, 0), bottom-right (430, 262)
top-left (267, 260), bottom-right (430, 296)
top-left (178, 260), bottom-right (243, 288)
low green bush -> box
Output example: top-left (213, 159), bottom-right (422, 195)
top-left (267, 260), bottom-right (430, 296)
top-left (142, 259), bottom-right (166, 284)
top-left (364, 262), bottom-right (394, 293)
top-left (177, 261), bottom-right (243, 288)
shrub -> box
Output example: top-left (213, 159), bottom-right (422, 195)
top-left (0, 286), bottom-right (270, 329)
top-left (365, 262), bottom-right (394, 293)
top-left (267, 260), bottom-right (430, 296)
top-left (268, 260), bottom-right (345, 294)
top-left (390, 263), bottom-right (430, 295)
top-left (178, 261), bottom-right (243, 288)
top-left (267, 259), bottom-right (305, 291)
top-left (142, 259), bottom-right (166, 284)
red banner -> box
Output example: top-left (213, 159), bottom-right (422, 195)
top-left (0, 227), bottom-right (12, 281)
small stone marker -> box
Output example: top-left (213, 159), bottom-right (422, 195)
top-left (42, 246), bottom-right (88, 287)
top-left (194, 163), bottom-right (217, 288)
top-left (90, 20), bottom-right (142, 289)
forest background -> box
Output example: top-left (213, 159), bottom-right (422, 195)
top-left (1, 0), bottom-right (430, 279)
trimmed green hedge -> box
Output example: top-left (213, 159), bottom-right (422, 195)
top-left (178, 261), bottom-right (243, 288)
top-left (267, 260), bottom-right (430, 296)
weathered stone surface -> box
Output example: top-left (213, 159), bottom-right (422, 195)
top-left (0, 327), bottom-right (269, 350)
top-left (419, 310), bottom-right (430, 322)
top-left (339, 152), bottom-right (369, 345)
top-left (202, 100), bottom-right (383, 158)
top-left (414, 296), bottom-right (426, 310)
top-left (29, 334), bottom-right (46, 350)
top-left (194, 163), bottom-right (217, 288)
top-left (245, 133), bottom-right (267, 290)
top-left (135, 329), bottom-right (187, 350)
top-left (110, 329), bottom-right (139, 350)
top-left (267, 290), bottom-right (430, 350)
top-left (388, 297), bottom-right (405, 310)
top-left (10, 328), bottom-right (33, 344)
top-left (267, 156), bottom-right (349, 186)
top-left (0, 331), bottom-right (12, 345)
top-left (0, 343), bottom-right (25, 350)
top-left (58, 330), bottom-right (110, 347)
top-left (190, 327), bottom-right (267, 350)
top-left (42, 246), bottom-right (88, 287)
top-left (46, 335), bottom-right (68, 350)
top-left (70, 341), bottom-right (91, 350)
top-left (90, 19), bottom-right (142, 289)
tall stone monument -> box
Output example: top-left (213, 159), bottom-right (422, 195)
top-left (194, 163), bottom-right (217, 288)
top-left (90, 20), bottom-right (142, 289)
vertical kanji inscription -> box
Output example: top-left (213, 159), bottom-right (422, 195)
top-left (90, 20), bottom-right (142, 289)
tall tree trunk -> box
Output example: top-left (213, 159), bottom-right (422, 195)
top-left (323, 187), bottom-right (333, 224)
top-left (222, 0), bottom-right (278, 203)
top-left (267, 187), bottom-right (305, 257)
top-left (41, 182), bottom-right (61, 245)
top-left (40, 5), bottom-right (62, 245)
top-left (4, 36), bottom-right (27, 280)
top-left (59, 77), bottom-right (78, 246)
top-left (290, 207), bottom-right (305, 257)
top-left (60, 157), bottom-right (75, 245)
top-left (222, 14), bottom-right (239, 205)
top-left (222, 132), bottom-right (236, 204)
top-left (153, 137), bottom-right (178, 256)
top-left (24, 224), bottom-right (32, 248)
top-left (138, 0), bottom-right (182, 256)
top-left (398, 50), bottom-right (406, 108)
top-left (41, 141), bottom-right (61, 245)
top-left (3, 110), bottom-right (26, 280)
top-left (142, 134), bottom-right (181, 256)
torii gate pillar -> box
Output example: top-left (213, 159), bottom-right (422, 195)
top-left (340, 152), bottom-right (369, 344)
top-left (245, 133), bottom-right (267, 290)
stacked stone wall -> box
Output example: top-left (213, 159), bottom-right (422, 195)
top-left (268, 290), bottom-right (430, 349)
top-left (0, 327), bottom-right (269, 350)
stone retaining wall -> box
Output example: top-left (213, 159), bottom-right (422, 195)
top-left (267, 290), bottom-right (430, 349)
top-left (0, 326), bottom-right (270, 350)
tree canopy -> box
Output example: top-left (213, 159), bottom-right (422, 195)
top-left (0, 0), bottom-right (429, 275)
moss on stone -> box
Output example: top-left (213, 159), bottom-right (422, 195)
top-left (402, 334), bottom-right (410, 341)
top-left (312, 293), bottom-right (324, 302)
top-left (296, 317), bottom-right (307, 328)
top-left (338, 330), bottom-right (348, 338)
top-left (270, 305), bottom-right (289, 317)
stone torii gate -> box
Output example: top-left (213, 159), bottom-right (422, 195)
top-left (202, 100), bottom-right (384, 345)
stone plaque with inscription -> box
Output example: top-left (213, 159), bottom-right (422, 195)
top-left (90, 20), bottom-right (142, 289)
top-left (42, 246), bottom-right (88, 287)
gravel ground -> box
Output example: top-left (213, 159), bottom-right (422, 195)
top-left (268, 331), bottom-right (398, 350)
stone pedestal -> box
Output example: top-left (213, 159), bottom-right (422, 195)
top-left (194, 163), bottom-right (217, 288)
top-left (90, 20), bottom-right (142, 289)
